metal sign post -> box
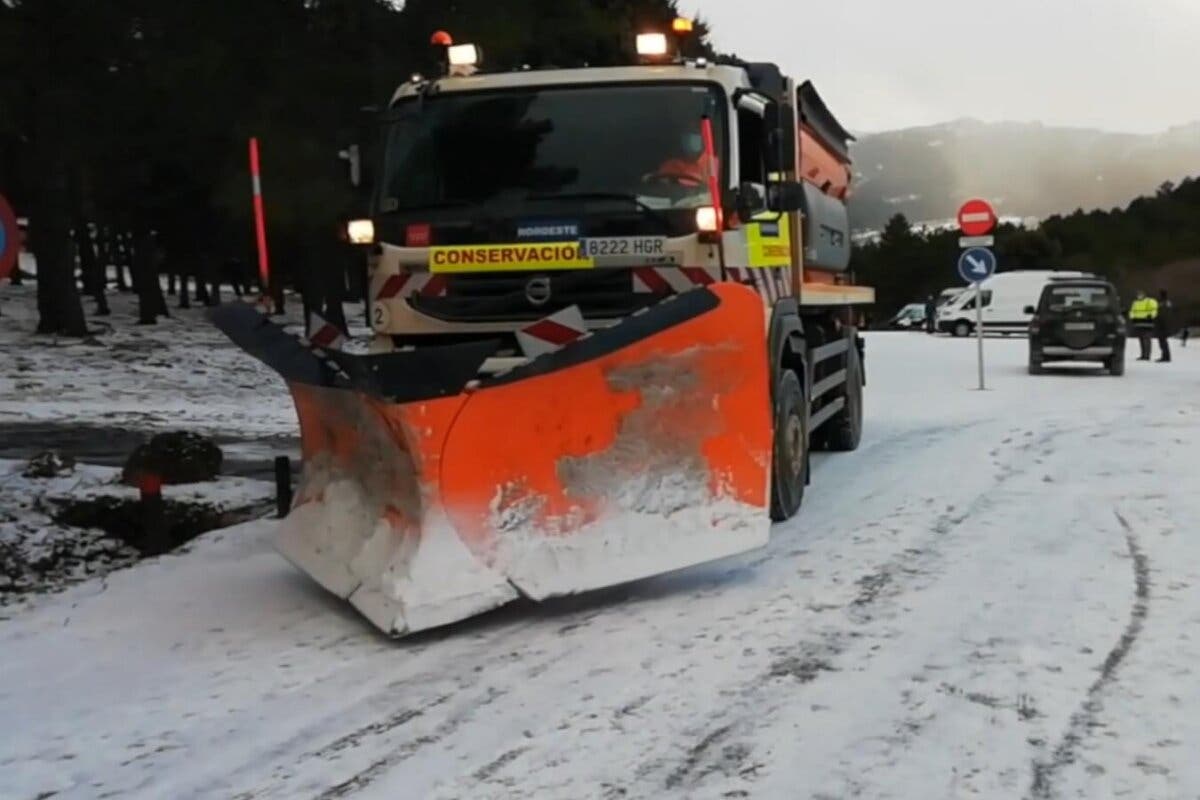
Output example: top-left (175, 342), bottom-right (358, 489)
top-left (958, 246), bottom-right (997, 390)
top-left (975, 280), bottom-right (985, 389)
top-left (957, 199), bottom-right (999, 390)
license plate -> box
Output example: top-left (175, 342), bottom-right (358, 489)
top-left (1064, 322), bottom-right (1095, 331)
top-left (578, 237), bottom-right (667, 260)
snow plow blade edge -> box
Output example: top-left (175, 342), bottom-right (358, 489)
top-left (210, 284), bottom-right (772, 636)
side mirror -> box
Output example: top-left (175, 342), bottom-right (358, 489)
top-left (735, 183), bottom-right (766, 221)
top-left (338, 144), bottom-right (362, 187)
top-left (1023, 305), bottom-right (1035, 315)
top-left (768, 180), bottom-right (805, 213)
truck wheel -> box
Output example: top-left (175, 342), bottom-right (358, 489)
top-left (953, 320), bottom-right (971, 338)
top-left (1107, 352), bottom-right (1125, 376)
top-left (823, 342), bottom-right (864, 452)
top-left (1028, 350), bottom-right (1044, 375)
top-left (770, 369), bottom-right (807, 522)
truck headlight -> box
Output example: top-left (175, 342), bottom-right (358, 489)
top-left (347, 218), bottom-right (375, 245)
top-left (695, 206), bottom-right (720, 233)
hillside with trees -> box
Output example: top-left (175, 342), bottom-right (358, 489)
top-left (853, 177), bottom-right (1200, 324)
top-left (849, 120), bottom-right (1200, 231)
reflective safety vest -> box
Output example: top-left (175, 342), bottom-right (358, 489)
top-left (1129, 297), bottom-right (1158, 321)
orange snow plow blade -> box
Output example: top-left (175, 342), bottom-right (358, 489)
top-left (211, 283), bottom-right (771, 636)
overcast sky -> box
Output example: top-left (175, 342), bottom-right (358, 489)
top-left (677, 0), bottom-right (1200, 134)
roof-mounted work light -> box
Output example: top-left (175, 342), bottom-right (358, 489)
top-left (635, 32), bottom-right (669, 59)
top-left (447, 43), bottom-right (480, 68)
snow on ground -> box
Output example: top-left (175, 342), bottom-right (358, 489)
top-left (1, 319), bottom-right (1199, 799)
top-left (0, 461), bottom-right (140, 606)
top-left (0, 458), bottom-right (275, 611)
top-left (0, 281), bottom-right (367, 437)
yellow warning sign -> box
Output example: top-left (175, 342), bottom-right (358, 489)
top-left (430, 242), bottom-right (594, 273)
top-left (746, 214), bottom-right (792, 268)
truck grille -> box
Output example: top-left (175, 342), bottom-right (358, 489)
top-left (411, 269), bottom-right (660, 323)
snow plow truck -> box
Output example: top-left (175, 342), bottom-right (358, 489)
top-left (212, 23), bottom-right (874, 636)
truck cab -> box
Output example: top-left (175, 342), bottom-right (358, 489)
top-left (355, 49), bottom-right (872, 355)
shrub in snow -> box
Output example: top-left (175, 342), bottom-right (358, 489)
top-left (22, 451), bottom-right (76, 479)
top-left (122, 431), bottom-right (223, 485)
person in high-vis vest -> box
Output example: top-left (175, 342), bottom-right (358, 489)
top-left (1129, 290), bottom-right (1159, 361)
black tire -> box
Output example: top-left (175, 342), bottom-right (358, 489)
top-left (953, 320), bottom-right (971, 338)
top-left (770, 369), bottom-right (808, 522)
top-left (1107, 350), bottom-right (1125, 376)
top-left (1028, 349), bottom-right (1044, 375)
top-left (823, 342), bottom-right (864, 452)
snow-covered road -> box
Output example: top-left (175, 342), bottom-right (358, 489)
top-left (2, 330), bottom-right (1198, 800)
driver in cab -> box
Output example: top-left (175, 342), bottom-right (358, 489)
top-left (646, 132), bottom-right (717, 189)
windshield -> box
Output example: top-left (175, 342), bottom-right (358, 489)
top-left (1040, 285), bottom-right (1116, 312)
top-left (379, 83), bottom-right (726, 215)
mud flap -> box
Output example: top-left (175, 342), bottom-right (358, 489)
top-left (211, 283), bottom-right (772, 636)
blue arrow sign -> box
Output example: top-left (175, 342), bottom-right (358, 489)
top-left (958, 247), bottom-right (996, 284)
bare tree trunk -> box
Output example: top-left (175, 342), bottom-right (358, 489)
top-left (132, 231), bottom-right (167, 325)
top-left (321, 242), bottom-right (350, 334)
top-left (195, 255), bottom-right (212, 306)
top-left (177, 263), bottom-right (191, 309)
top-left (75, 223), bottom-right (109, 316)
top-left (31, 153), bottom-right (88, 336)
top-left (116, 232), bottom-right (133, 291)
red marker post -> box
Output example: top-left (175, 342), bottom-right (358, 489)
top-left (248, 138), bottom-right (271, 308)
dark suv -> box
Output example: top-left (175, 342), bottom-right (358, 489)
top-left (1027, 279), bottom-right (1125, 375)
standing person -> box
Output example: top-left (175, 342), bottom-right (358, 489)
top-left (924, 294), bottom-right (937, 334)
top-left (1128, 290), bottom-right (1158, 361)
top-left (1155, 289), bottom-right (1173, 363)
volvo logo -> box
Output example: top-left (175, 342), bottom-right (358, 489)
top-left (525, 276), bottom-right (552, 307)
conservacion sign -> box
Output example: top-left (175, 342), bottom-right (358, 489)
top-left (430, 242), bottom-right (593, 273)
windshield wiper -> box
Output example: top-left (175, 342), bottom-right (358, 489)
top-left (524, 192), bottom-right (672, 232)
top-left (379, 198), bottom-right (474, 214)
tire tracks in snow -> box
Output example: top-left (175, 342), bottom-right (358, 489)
top-left (843, 420), bottom-right (1078, 625)
top-left (1027, 508), bottom-right (1150, 799)
top-left (624, 423), bottom-right (1078, 796)
top-left (309, 686), bottom-right (510, 800)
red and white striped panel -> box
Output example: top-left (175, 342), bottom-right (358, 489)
top-left (374, 270), bottom-right (448, 302)
top-left (516, 305), bottom-right (587, 358)
top-left (631, 266), bottom-right (718, 294)
top-left (724, 267), bottom-right (794, 304)
top-left (306, 312), bottom-right (346, 351)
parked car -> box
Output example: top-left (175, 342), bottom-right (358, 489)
top-left (937, 270), bottom-right (1093, 337)
top-left (887, 303), bottom-right (927, 330)
top-left (1027, 277), bottom-right (1125, 375)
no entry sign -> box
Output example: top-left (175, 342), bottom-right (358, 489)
top-left (0, 194), bottom-right (18, 281)
top-left (957, 198), bottom-right (997, 237)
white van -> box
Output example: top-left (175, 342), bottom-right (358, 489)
top-left (937, 270), bottom-right (1092, 337)
top-left (937, 287), bottom-right (965, 307)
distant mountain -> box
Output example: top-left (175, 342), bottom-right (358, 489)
top-left (847, 119), bottom-right (1200, 231)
